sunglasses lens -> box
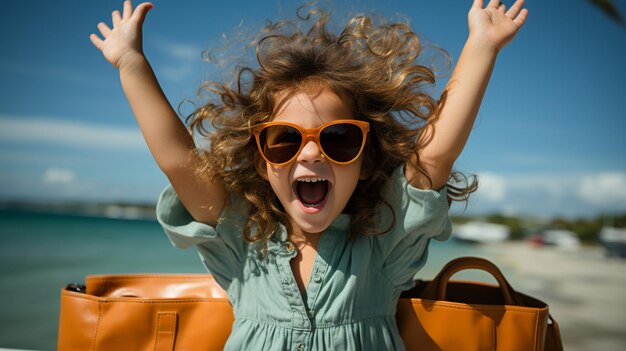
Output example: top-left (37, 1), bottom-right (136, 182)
top-left (320, 123), bottom-right (364, 163)
top-left (259, 125), bottom-right (302, 164)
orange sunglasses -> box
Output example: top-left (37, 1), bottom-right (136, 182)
top-left (252, 119), bottom-right (370, 166)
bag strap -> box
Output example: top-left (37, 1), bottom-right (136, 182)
top-left (422, 256), bottom-right (524, 306)
top-left (155, 312), bottom-right (178, 351)
top-left (545, 314), bottom-right (564, 351)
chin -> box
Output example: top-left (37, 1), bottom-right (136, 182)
top-left (288, 212), bottom-right (334, 235)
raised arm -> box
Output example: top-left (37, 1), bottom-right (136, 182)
top-left (406, 0), bottom-right (528, 190)
top-left (90, 0), bottom-right (225, 225)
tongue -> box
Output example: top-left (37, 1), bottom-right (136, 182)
top-left (297, 181), bottom-right (328, 205)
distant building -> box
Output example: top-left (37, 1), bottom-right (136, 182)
top-left (453, 221), bottom-right (510, 243)
top-left (541, 229), bottom-right (581, 251)
top-left (599, 227), bottom-right (626, 258)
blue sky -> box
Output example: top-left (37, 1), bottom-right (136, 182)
top-left (1, 0), bottom-right (625, 219)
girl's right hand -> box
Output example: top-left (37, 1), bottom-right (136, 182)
top-left (90, 0), bottom-right (153, 71)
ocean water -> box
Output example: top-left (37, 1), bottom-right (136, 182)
top-left (0, 209), bottom-right (487, 350)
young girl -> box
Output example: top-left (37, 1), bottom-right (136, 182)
top-left (90, 0), bottom-right (527, 349)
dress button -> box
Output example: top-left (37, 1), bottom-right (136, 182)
top-left (313, 273), bottom-right (322, 283)
top-left (296, 343), bottom-right (304, 351)
top-left (285, 241), bottom-right (295, 253)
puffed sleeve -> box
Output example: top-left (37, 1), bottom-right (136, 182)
top-left (372, 166), bottom-right (452, 292)
top-left (156, 184), bottom-right (248, 292)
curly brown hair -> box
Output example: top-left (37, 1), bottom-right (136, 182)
top-left (185, 6), bottom-right (477, 251)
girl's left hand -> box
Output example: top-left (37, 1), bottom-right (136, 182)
top-left (468, 0), bottom-right (528, 52)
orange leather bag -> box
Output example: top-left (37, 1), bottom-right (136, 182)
top-left (396, 256), bottom-right (563, 351)
top-left (57, 274), bottom-right (233, 351)
top-left (58, 257), bottom-right (562, 351)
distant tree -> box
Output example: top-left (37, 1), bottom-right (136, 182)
top-left (571, 218), bottom-right (604, 243)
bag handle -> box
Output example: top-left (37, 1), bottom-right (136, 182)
top-left (155, 312), bottom-right (178, 351)
top-left (422, 256), bottom-right (523, 306)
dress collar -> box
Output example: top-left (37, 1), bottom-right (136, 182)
top-left (328, 213), bottom-right (350, 231)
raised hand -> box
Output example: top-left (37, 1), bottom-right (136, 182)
top-left (90, 0), bottom-right (153, 70)
top-left (468, 0), bottom-right (528, 51)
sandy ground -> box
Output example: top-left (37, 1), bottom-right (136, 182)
top-left (476, 242), bottom-right (626, 351)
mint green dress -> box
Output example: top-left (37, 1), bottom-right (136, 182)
top-left (156, 166), bottom-right (451, 351)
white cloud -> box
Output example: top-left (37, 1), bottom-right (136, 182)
top-left (579, 172), bottom-right (626, 205)
top-left (152, 39), bottom-right (203, 82)
top-left (0, 116), bottom-right (146, 152)
top-left (505, 173), bottom-right (575, 199)
top-left (160, 65), bottom-right (196, 81)
top-left (475, 172), bottom-right (506, 202)
top-left (154, 39), bottom-right (202, 61)
top-left (461, 171), bottom-right (626, 218)
top-left (42, 168), bottom-right (76, 185)
top-left (0, 168), bottom-right (162, 202)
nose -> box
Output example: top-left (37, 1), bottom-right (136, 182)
top-left (297, 140), bottom-right (325, 163)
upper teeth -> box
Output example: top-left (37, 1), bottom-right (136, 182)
top-left (297, 177), bottom-right (326, 183)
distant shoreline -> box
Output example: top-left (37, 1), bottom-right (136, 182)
top-left (0, 201), bottom-right (157, 221)
top-left (2, 199), bottom-right (625, 244)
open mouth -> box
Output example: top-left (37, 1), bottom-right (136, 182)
top-left (293, 177), bottom-right (330, 208)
